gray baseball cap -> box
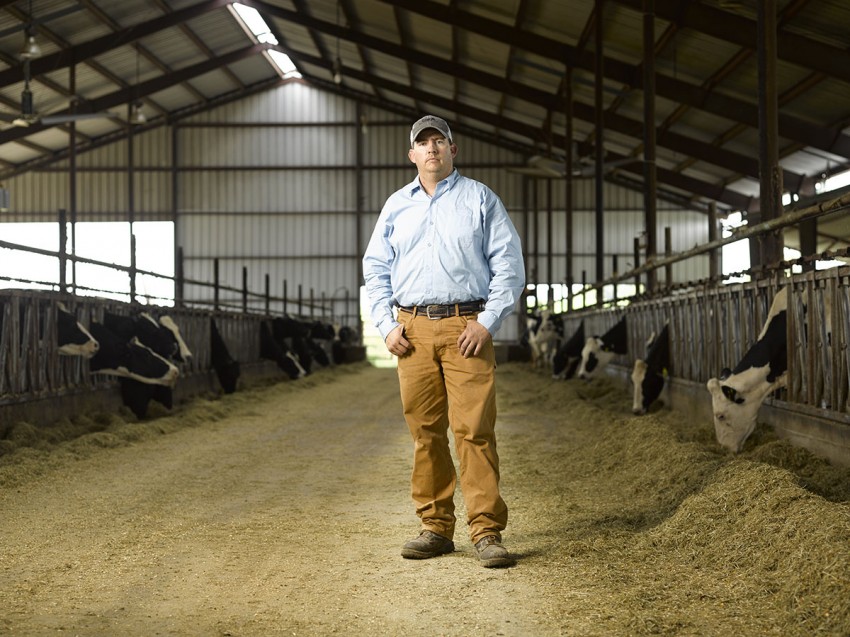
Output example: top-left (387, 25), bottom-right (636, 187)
top-left (410, 115), bottom-right (453, 147)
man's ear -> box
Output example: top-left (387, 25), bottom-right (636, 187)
top-left (408, 148), bottom-right (416, 163)
top-left (450, 143), bottom-right (458, 158)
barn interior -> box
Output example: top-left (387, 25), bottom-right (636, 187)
top-left (0, 1), bottom-right (849, 635)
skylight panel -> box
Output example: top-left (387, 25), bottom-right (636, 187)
top-left (231, 3), bottom-right (301, 79)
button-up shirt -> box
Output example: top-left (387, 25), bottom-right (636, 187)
top-left (363, 169), bottom-right (525, 340)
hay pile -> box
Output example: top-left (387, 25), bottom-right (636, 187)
top-left (498, 365), bottom-right (850, 636)
top-left (1, 361), bottom-right (847, 635)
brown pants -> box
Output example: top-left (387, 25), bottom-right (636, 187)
top-left (396, 311), bottom-right (507, 543)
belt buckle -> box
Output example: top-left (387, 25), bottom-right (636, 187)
top-left (425, 304), bottom-right (443, 320)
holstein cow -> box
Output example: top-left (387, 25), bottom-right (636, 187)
top-left (260, 320), bottom-right (307, 380)
top-left (706, 287), bottom-right (788, 453)
top-left (210, 318), bottom-right (240, 394)
top-left (577, 316), bottom-right (628, 380)
top-left (272, 316), bottom-right (314, 374)
top-left (104, 311), bottom-right (191, 363)
top-left (56, 302), bottom-right (99, 358)
top-left (89, 321), bottom-right (180, 387)
top-left (526, 309), bottom-right (562, 370)
top-left (631, 323), bottom-right (670, 415)
top-left (332, 324), bottom-right (358, 364)
top-left (552, 320), bottom-right (584, 380)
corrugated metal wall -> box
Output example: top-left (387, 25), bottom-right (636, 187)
top-left (1, 80), bottom-right (713, 339)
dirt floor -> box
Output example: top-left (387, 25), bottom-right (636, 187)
top-left (1, 361), bottom-right (849, 636)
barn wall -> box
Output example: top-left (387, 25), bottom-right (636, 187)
top-left (1, 81), bottom-right (713, 339)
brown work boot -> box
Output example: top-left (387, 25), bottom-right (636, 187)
top-left (401, 530), bottom-right (455, 559)
top-left (474, 535), bottom-right (516, 568)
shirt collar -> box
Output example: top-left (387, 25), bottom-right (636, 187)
top-left (408, 168), bottom-right (459, 197)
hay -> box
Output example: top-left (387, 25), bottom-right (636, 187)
top-left (503, 364), bottom-right (850, 636)
top-left (0, 360), bottom-right (847, 635)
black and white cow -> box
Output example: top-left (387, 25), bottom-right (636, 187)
top-left (552, 320), bottom-right (584, 380)
top-left (56, 302), bottom-right (99, 358)
top-left (526, 309), bottom-right (562, 370)
top-left (103, 311), bottom-right (191, 363)
top-left (272, 316), bottom-right (315, 374)
top-left (631, 323), bottom-right (670, 415)
top-left (577, 316), bottom-right (628, 380)
top-left (332, 324), bottom-right (358, 365)
top-left (260, 320), bottom-right (307, 380)
top-left (706, 287), bottom-right (788, 453)
top-left (211, 318), bottom-right (240, 394)
top-left (89, 321), bottom-right (180, 387)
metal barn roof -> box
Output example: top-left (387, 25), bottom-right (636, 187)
top-left (0, 0), bottom-right (848, 250)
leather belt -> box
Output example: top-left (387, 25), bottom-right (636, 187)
top-left (398, 300), bottom-right (485, 320)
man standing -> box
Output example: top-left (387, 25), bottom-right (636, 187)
top-left (363, 115), bottom-right (525, 567)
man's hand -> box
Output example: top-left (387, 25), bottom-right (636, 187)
top-left (385, 324), bottom-right (411, 357)
top-left (457, 320), bottom-right (491, 358)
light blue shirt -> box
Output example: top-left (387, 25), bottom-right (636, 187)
top-left (363, 169), bottom-right (525, 340)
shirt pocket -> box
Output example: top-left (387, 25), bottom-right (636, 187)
top-left (450, 208), bottom-right (480, 249)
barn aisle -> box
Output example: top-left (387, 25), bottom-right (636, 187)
top-left (0, 362), bottom-right (848, 636)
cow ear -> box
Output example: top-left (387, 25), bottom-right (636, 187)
top-left (719, 367), bottom-right (732, 381)
top-left (721, 385), bottom-right (745, 404)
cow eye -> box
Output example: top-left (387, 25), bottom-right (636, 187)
top-left (721, 385), bottom-right (744, 404)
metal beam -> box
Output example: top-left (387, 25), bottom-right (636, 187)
top-left (376, 0), bottom-right (850, 160)
top-left (0, 44), bottom-right (270, 147)
top-left (612, 0), bottom-right (850, 85)
top-left (0, 0), bottom-right (232, 88)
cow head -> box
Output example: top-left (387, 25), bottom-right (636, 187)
top-left (159, 315), bottom-right (193, 361)
top-left (56, 302), bottom-right (99, 358)
top-left (631, 359), bottom-right (666, 415)
top-left (578, 336), bottom-right (613, 380)
top-left (706, 365), bottom-right (787, 453)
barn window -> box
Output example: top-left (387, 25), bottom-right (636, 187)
top-left (0, 221), bottom-right (174, 305)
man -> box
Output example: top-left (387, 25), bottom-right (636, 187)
top-left (363, 115), bottom-right (525, 568)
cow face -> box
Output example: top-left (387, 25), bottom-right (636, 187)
top-left (631, 359), bottom-right (666, 415)
top-left (577, 337), bottom-right (613, 380)
top-left (159, 315), bottom-right (193, 362)
top-left (706, 365), bottom-right (787, 453)
top-left (56, 303), bottom-right (99, 358)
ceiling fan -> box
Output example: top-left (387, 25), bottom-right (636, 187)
top-left (508, 153), bottom-right (641, 179)
top-left (0, 0), bottom-right (113, 128)
top-left (0, 61), bottom-right (115, 128)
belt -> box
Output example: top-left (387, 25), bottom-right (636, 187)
top-left (398, 300), bottom-right (485, 320)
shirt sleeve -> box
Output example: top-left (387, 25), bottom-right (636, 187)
top-left (362, 207), bottom-right (399, 341)
top-left (476, 187), bottom-right (526, 336)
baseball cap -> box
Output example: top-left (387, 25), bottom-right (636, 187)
top-left (410, 115), bottom-right (453, 147)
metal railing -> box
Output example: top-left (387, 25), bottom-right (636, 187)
top-left (559, 265), bottom-right (850, 418)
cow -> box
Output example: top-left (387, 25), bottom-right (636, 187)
top-left (211, 318), bottom-right (240, 394)
top-left (119, 378), bottom-right (174, 419)
top-left (552, 320), bottom-right (584, 380)
top-left (306, 320), bottom-right (336, 367)
top-left (706, 287), bottom-right (788, 453)
top-left (272, 316), bottom-right (314, 374)
top-left (89, 321), bottom-right (180, 387)
top-left (56, 302), bottom-right (99, 358)
top-left (260, 320), bottom-right (307, 380)
top-left (158, 315), bottom-right (193, 363)
top-left (525, 309), bottom-right (562, 370)
top-left (631, 323), bottom-right (670, 415)
top-left (103, 311), bottom-right (190, 363)
top-left (577, 316), bottom-right (628, 380)
top-left (332, 324), bottom-right (359, 365)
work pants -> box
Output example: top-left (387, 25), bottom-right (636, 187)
top-left (396, 311), bottom-right (507, 543)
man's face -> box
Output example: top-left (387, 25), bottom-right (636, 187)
top-left (408, 129), bottom-right (456, 180)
